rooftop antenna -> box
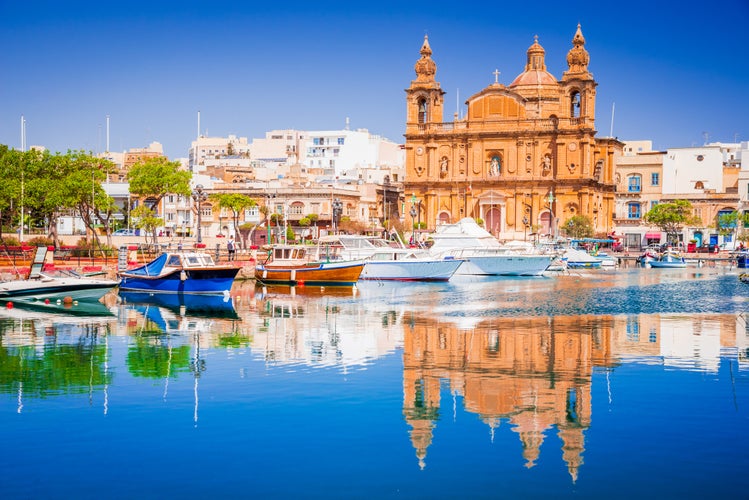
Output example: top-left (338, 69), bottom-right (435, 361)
top-left (345, 116), bottom-right (350, 130)
top-left (609, 102), bottom-right (615, 137)
top-left (702, 131), bottom-right (709, 145)
top-left (106, 114), bottom-right (110, 153)
top-left (456, 88), bottom-right (460, 120)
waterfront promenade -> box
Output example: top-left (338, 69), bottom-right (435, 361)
top-left (0, 234), bottom-right (741, 280)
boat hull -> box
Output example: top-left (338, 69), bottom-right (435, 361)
top-left (359, 258), bottom-right (463, 281)
top-left (0, 277), bottom-right (118, 303)
top-left (255, 261), bottom-right (364, 286)
top-left (119, 268), bottom-right (240, 294)
top-left (649, 262), bottom-right (687, 268)
top-left (453, 254), bottom-right (553, 276)
top-left (566, 261), bottom-right (603, 269)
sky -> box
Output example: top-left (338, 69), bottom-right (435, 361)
top-left (2, 1), bottom-right (748, 159)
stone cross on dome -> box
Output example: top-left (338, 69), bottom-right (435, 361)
top-left (493, 69), bottom-right (500, 84)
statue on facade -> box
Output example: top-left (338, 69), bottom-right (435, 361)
top-left (489, 156), bottom-right (500, 176)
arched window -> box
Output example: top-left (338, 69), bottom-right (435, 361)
top-left (289, 202), bottom-right (305, 216)
top-left (418, 98), bottom-right (428, 124)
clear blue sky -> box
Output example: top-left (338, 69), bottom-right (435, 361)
top-left (2, 1), bottom-right (747, 159)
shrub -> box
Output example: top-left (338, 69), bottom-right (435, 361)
top-left (27, 236), bottom-right (54, 247)
top-left (0, 237), bottom-right (21, 247)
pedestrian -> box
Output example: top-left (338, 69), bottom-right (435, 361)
top-left (227, 236), bottom-right (236, 261)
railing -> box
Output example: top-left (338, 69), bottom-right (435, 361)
top-left (413, 116), bottom-right (592, 134)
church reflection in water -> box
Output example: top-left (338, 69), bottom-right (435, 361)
top-left (401, 314), bottom-right (608, 479)
top-left (400, 311), bottom-right (746, 478)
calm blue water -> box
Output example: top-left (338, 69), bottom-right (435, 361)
top-left (1, 266), bottom-right (748, 498)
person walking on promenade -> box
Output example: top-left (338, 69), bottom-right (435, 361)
top-left (227, 236), bottom-right (236, 261)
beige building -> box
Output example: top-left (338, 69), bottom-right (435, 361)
top-left (404, 26), bottom-right (622, 240)
top-left (613, 141), bottom-right (665, 249)
top-left (613, 141), bottom-right (744, 250)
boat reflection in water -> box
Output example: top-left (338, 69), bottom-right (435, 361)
top-left (118, 291), bottom-right (239, 319)
top-left (0, 268), bottom-right (748, 497)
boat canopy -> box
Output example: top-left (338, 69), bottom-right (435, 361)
top-left (126, 253), bottom-right (167, 276)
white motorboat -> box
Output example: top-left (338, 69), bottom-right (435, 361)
top-left (649, 249), bottom-right (687, 268)
top-left (0, 247), bottom-right (119, 304)
top-left (425, 218), bottom-right (553, 276)
top-left (318, 234), bottom-right (463, 281)
top-left (562, 248), bottom-right (603, 269)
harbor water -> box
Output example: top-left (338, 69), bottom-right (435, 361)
top-left (1, 266), bottom-right (748, 498)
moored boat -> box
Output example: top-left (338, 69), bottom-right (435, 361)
top-left (734, 249), bottom-right (749, 268)
top-left (649, 249), bottom-right (687, 268)
top-left (561, 247), bottom-right (602, 269)
top-left (255, 244), bottom-right (364, 286)
top-left (0, 246), bottom-right (119, 303)
top-left (426, 218), bottom-right (553, 276)
top-left (318, 234), bottom-right (463, 281)
top-left (118, 250), bottom-right (239, 294)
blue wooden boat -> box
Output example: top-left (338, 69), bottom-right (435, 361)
top-left (118, 251), bottom-right (240, 294)
top-left (649, 250), bottom-right (687, 268)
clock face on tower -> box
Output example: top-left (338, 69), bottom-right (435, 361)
top-left (416, 147), bottom-right (424, 155)
top-left (568, 142), bottom-right (577, 151)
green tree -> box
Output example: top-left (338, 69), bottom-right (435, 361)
top-left (209, 193), bottom-right (256, 249)
top-left (562, 215), bottom-right (594, 239)
top-left (127, 157), bottom-right (191, 242)
top-left (717, 210), bottom-right (749, 245)
top-left (0, 146), bottom-right (32, 241)
top-left (130, 205), bottom-right (164, 244)
top-left (60, 151), bottom-right (115, 251)
top-left (643, 200), bottom-right (701, 244)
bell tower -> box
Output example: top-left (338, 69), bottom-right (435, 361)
top-left (561, 24), bottom-right (596, 123)
top-left (405, 36), bottom-right (445, 134)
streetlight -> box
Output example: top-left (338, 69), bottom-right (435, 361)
top-left (546, 188), bottom-right (556, 239)
top-left (332, 198), bottom-right (343, 234)
top-left (409, 204), bottom-right (417, 243)
top-left (191, 184), bottom-right (207, 243)
top-left (523, 215), bottom-right (529, 241)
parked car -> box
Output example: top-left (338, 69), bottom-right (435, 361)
top-left (113, 229), bottom-right (138, 236)
top-left (696, 244), bottom-right (719, 253)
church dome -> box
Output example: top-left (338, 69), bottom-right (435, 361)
top-left (509, 36), bottom-right (557, 88)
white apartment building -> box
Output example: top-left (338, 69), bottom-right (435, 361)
top-left (299, 128), bottom-right (404, 180)
top-left (662, 146), bottom-right (726, 195)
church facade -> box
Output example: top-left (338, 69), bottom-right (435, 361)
top-left (404, 25), bottom-right (622, 240)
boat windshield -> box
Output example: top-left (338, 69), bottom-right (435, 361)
top-left (184, 253), bottom-right (216, 267)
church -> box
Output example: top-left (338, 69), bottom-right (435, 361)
top-left (404, 25), bottom-right (622, 240)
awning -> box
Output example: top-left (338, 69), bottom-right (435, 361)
top-left (645, 232), bottom-right (662, 238)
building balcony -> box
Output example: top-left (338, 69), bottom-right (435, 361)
top-left (613, 216), bottom-right (642, 224)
